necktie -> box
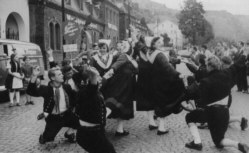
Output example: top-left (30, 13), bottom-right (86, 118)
top-left (54, 87), bottom-right (61, 113)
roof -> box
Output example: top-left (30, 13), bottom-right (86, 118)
top-left (0, 39), bottom-right (40, 47)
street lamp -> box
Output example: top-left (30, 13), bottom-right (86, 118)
top-left (62, 0), bottom-right (66, 59)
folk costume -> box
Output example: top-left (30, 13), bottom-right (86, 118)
top-left (101, 53), bottom-right (137, 120)
top-left (184, 63), bottom-right (249, 152)
top-left (75, 83), bottom-right (116, 153)
top-left (147, 50), bottom-right (185, 118)
top-left (27, 81), bottom-right (79, 143)
top-left (91, 53), bottom-right (115, 77)
top-left (5, 57), bottom-right (23, 91)
top-left (134, 41), bottom-right (154, 111)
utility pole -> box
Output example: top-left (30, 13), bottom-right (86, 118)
top-left (62, 0), bottom-right (66, 59)
top-left (128, 0), bottom-right (131, 38)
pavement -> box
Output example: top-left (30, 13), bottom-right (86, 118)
top-left (0, 64), bottom-right (249, 153)
top-left (0, 89), bottom-right (249, 153)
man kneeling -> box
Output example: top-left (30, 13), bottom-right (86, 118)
top-left (184, 56), bottom-right (249, 153)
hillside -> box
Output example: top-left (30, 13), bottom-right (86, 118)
top-left (132, 0), bottom-right (249, 41)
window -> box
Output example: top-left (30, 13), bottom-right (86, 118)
top-left (80, 0), bottom-right (84, 10)
top-left (86, 1), bottom-right (91, 12)
top-left (109, 10), bottom-right (111, 23)
top-left (49, 22), bottom-right (61, 51)
top-left (105, 8), bottom-right (108, 21)
top-left (113, 13), bottom-right (115, 25)
top-left (95, 8), bottom-right (100, 17)
top-left (55, 23), bottom-right (61, 50)
top-left (49, 22), bottom-right (54, 50)
top-left (111, 11), bottom-right (113, 24)
top-left (65, 0), bottom-right (71, 5)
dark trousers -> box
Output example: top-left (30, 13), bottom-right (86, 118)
top-left (43, 110), bottom-right (79, 142)
top-left (76, 126), bottom-right (116, 153)
top-left (186, 105), bottom-right (229, 148)
top-left (237, 66), bottom-right (248, 91)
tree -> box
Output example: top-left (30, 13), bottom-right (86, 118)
top-left (178, 0), bottom-right (214, 45)
top-left (161, 33), bottom-right (171, 46)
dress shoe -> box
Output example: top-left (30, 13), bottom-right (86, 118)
top-left (115, 131), bottom-right (129, 137)
top-left (149, 125), bottom-right (158, 131)
top-left (157, 130), bottom-right (169, 135)
top-left (16, 103), bottom-right (21, 106)
top-left (39, 134), bottom-right (46, 144)
top-left (239, 143), bottom-right (249, 153)
top-left (9, 103), bottom-right (14, 107)
top-left (241, 117), bottom-right (248, 131)
top-left (64, 133), bottom-right (76, 143)
top-left (185, 141), bottom-right (203, 151)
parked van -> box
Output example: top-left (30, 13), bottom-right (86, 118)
top-left (0, 39), bottom-right (44, 102)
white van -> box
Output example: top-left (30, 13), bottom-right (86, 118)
top-left (0, 39), bottom-right (45, 101)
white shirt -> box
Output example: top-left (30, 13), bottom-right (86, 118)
top-left (52, 86), bottom-right (67, 114)
top-left (208, 96), bottom-right (228, 106)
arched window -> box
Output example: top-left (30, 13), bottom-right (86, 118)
top-left (49, 22), bottom-right (54, 50)
top-left (55, 23), bottom-right (61, 50)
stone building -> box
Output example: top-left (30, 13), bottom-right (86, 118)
top-left (29, 0), bottom-right (104, 68)
top-left (100, 0), bottom-right (120, 47)
top-left (0, 0), bottom-right (30, 41)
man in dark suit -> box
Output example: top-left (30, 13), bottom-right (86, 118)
top-left (27, 66), bottom-right (79, 144)
top-left (184, 56), bottom-right (249, 153)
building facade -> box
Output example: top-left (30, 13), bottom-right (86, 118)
top-left (100, 0), bottom-right (120, 47)
top-left (148, 20), bottom-right (184, 48)
top-left (29, 0), bottom-right (104, 68)
top-left (117, 1), bottom-right (150, 40)
top-left (0, 0), bottom-right (30, 41)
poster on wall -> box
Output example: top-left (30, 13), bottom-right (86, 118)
top-left (64, 14), bottom-right (101, 52)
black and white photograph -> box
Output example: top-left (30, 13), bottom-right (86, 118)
top-left (0, 0), bottom-right (249, 152)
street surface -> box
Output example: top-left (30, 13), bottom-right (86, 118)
top-left (0, 63), bottom-right (249, 153)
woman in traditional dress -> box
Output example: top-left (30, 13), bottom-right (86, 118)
top-left (147, 37), bottom-right (185, 135)
top-left (101, 41), bottom-right (138, 136)
top-left (134, 36), bottom-right (157, 130)
top-left (90, 40), bottom-right (117, 77)
top-left (5, 54), bottom-right (24, 107)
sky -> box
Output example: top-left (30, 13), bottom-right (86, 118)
top-left (151, 0), bottom-right (249, 15)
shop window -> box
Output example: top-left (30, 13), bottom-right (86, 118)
top-left (49, 22), bottom-right (54, 50)
top-left (55, 23), bottom-right (61, 50)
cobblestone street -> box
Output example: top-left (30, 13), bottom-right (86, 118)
top-left (0, 88), bottom-right (249, 153)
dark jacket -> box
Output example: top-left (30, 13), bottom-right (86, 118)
top-left (27, 81), bottom-right (76, 114)
top-left (150, 52), bottom-right (185, 117)
top-left (186, 63), bottom-right (208, 82)
top-left (75, 84), bottom-right (106, 126)
top-left (198, 65), bottom-right (237, 108)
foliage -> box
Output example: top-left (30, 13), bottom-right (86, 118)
top-left (178, 0), bottom-right (214, 45)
